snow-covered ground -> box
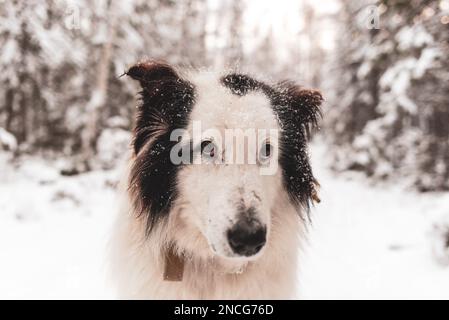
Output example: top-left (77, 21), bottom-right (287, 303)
top-left (300, 145), bottom-right (449, 299)
top-left (0, 154), bottom-right (118, 299)
top-left (0, 146), bottom-right (448, 299)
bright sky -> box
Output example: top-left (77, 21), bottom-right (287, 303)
top-left (206, 0), bottom-right (341, 58)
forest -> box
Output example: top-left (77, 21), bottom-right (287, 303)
top-left (1, 0), bottom-right (447, 190)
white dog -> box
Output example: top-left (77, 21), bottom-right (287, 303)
top-left (110, 61), bottom-right (322, 299)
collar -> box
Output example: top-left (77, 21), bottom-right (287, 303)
top-left (163, 245), bottom-right (185, 281)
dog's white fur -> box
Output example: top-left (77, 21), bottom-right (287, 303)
top-left (110, 71), bottom-right (306, 299)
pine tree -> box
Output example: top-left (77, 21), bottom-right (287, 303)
top-left (326, 0), bottom-right (449, 191)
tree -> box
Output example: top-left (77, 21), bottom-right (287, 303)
top-left (325, 0), bottom-right (449, 191)
top-left (80, 0), bottom-right (117, 170)
top-left (0, 0), bottom-right (211, 165)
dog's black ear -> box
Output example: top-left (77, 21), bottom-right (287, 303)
top-left (270, 82), bottom-right (323, 212)
top-left (126, 61), bottom-right (195, 234)
top-left (126, 60), bottom-right (180, 90)
top-left (125, 60), bottom-right (195, 156)
top-left (278, 82), bottom-right (323, 137)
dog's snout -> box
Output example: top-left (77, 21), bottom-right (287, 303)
top-left (227, 215), bottom-right (267, 257)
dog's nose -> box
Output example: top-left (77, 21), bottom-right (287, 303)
top-left (227, 218), bottom-right (267, 257)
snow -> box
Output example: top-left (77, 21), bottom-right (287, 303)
top-left (0, 39), bottom-right (18, 65)
top-left (96, 128), bottom-right (132, 170)
top-left (396, 25), bottom-right (433, 51)
top-left (0, 144), bottom-right (448, 299)
top-left (430, 213), bottom-right (449, 266)
top-left (0, 157), bottom-right (119, 299)
top-left (300, 145), bottom-right (449, 299)
top-left (0, 128), bottom-right (17, 151)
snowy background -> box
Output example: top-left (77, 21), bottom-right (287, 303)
top-left (1, 0), bottom-right (448, 299)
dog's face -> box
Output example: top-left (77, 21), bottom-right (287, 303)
top-left (126, 61), bottom-right (322, 260)
top-left (174, 72), bottom-right (282, 259)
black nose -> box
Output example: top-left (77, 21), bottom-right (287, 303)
top-left (227, 218), bottom-right (267, 257)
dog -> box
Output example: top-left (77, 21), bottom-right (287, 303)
top-left (110, 61), bottom-right (322, 299)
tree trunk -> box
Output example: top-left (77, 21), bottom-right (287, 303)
top-left (4, 88), bottom-right (15, 133)
top-left (80, 2), bottom-right (117, 170)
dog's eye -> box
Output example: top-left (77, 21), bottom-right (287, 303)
top-left (201, 140), bottom-right (215, 158)
top-left (259, 142), bottom-right (273, 161)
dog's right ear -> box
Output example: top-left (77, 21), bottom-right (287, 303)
top-left (125, 60), bottom-right (180, 91)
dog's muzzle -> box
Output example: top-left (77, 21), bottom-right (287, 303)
top-left (227, 213), bottom-right (267, 257)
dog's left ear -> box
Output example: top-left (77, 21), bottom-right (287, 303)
top-left (279, 82), bottom-right (323, 136)
top-left (125, 60), bottom-right (180, 91)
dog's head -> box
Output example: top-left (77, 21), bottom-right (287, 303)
top-left (126, 61), bottom-right (322, 260)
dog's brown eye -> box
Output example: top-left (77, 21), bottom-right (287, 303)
top-left (259, 142), bottom-right (273, 161)
top-left (201, 140), bottom-right (215, 158)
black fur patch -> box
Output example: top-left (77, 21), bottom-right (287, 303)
top-left (221, 74), bottom-right (262, 96)
top-left (221, 73), bottom-right (323, 213)
top-left (126, 61), bottom-right (195, 233)
top-left (268, 83), bottom-right (322, 213)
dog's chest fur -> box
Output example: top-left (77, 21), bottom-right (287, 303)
top-left (111, 187), bottom-right (303, 299)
